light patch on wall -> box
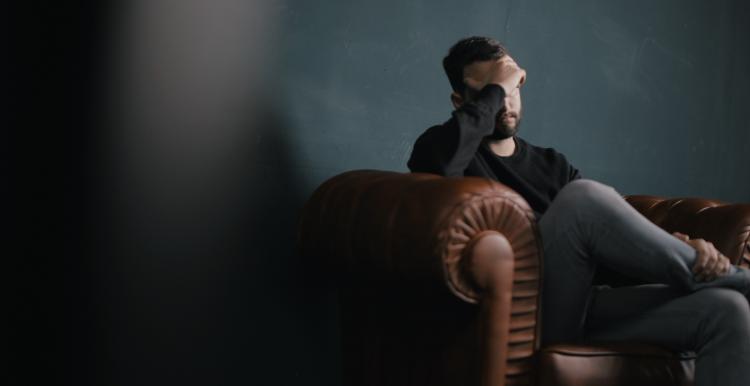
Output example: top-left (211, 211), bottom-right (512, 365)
top-left (107, 0), bottom-right (276, 213)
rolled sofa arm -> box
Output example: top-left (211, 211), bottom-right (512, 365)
top-left (298, 169), bottom-right (540, 302)
top-left (626, 195), bottom-right (750, 266)
top-left (297, 170), bottom-right (543, 385)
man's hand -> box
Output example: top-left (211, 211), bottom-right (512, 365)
top-left (672, 232), bottom-right (732, 282)
top-left (463, 55), bottom-right (526, 96)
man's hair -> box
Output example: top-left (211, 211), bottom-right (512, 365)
top-left (443, 36), bottom-right (507, 96)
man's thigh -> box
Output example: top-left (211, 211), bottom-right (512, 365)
top-left (585, 284), bottom-right (746, 352)
top-left (586, 284), bottom-right (684, 326)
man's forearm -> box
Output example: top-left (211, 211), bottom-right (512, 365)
top-left (408, 85), bottom-right (505, 176)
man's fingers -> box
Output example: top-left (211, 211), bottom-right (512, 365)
top-left (703, 251), bottom-right (720, 281)
top-left (691, 240), bottom-right (708, 274)
top-left (705, 242), bottom-right (720, 279)
top-left (463, 76), bottom-right (483, 90)
top-left (691, 240), bottom-right (713, 282)
top-left (687, 238), bottom-right (732, 282)
top-left (496, 56), bottom-right (521, 74)
top-left (497, 55), bottom-right (516, 65)
top-left (722, 257), bottom-right (733, 275)
top-left (672, 232), bottom-right (689, 242)
top-left (710, 257), bottom-right (730, 280)
top-left (706, 250), bottom-right (732, 281)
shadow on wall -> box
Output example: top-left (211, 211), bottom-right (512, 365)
top-left (17, 1), bottom-right (338, 385)
top-left (88, 0), bottom-right (344, 383)
top-left (241, 102), bottom-right (344, 385)
top-left (95, 98), bottom-right (342, 386)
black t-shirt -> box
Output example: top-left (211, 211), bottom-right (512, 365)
top-left (408, 84), bottom-right (580, 217)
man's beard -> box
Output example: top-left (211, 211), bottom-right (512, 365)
top-left (487, 110), bottom-right (521, 140)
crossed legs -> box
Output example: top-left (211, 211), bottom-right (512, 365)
top-left (585, 284), bottom-right (750, 385)
top-left (538, 179), bottom-right (750, 386)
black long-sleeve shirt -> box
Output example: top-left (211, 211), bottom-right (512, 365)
top-left (407, 84), bottom-right (581, 217)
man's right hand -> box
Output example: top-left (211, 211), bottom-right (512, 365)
top-left (672, 232), bottom-right (732, 282)
top-left (463, 55), bottom-right (527, 95)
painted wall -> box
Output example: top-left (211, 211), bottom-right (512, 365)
top-left (278, 0), bottom-right (750, 201)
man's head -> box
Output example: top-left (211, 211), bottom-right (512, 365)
top-left (443, 36), bottom-right (522, 139)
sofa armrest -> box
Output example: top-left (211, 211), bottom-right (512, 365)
top-left (297, 170), bottom-right (543, 385)
top-left (298, 169), bottom-right (540, 302)
top-left (626, 195), bottom-right (750, 266)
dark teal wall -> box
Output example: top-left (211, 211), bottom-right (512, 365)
top-left (275, 0), bottom-right (750, 202)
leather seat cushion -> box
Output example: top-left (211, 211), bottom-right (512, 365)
top-left (538, 343), bottom-right (695, 386)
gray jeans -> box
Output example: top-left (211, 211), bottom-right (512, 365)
top-left (539, 179), bottom-right (750, 386)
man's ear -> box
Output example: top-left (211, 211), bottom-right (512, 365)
top-left (450, 92), bottom-right (464, 110)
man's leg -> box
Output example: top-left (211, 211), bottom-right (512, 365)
top-left (585, 285), bottom-right (750, 386)
top-left (539, 179), bottom-right (750, 343)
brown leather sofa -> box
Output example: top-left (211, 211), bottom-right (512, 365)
top-left (297, 170), bottom-right (750, 386)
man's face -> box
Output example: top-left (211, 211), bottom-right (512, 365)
top-left (454, 59), bottom-right (523, 140)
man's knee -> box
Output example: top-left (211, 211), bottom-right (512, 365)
top-left (701, 288), bottom-right (750, 334)
top-left (557, 179), bottom-right (615, 202)
top-left (710, 289), bottom-right (750, 320)
top-left (547, 179), bottom-right (620, 220)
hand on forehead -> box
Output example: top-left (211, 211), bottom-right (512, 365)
top-left (463, 55), bottom-right (525, 92)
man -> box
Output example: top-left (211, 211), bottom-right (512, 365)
top-left (408, 36), bottom-right (750, 385)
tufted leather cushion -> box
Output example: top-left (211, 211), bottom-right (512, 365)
top-left (625, 196), bottom-right (750, 267)
top-left (538, 343), bottom-right (695, 386)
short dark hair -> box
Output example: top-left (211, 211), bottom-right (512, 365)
top-left (443, 36), bottom-right (508, 96)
